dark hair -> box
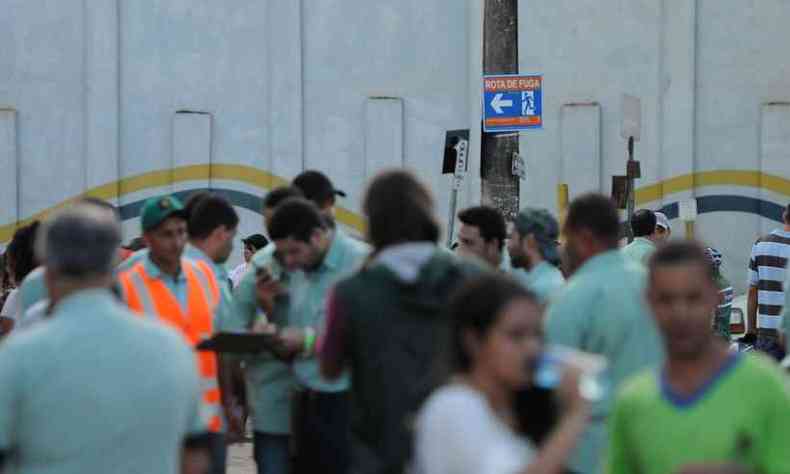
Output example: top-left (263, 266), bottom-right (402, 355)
top-left (631, 209), bottom-right (657, 237)
top-left (448, 275), bottom-right (537, 372)
top-left (183, 191), bottom-right (212, 221)
top-left (565, 193), bottom-right (621, 248)
top-left (188, 194), bottom-right (240, 240)
top-left (6, 221), bottom-right (41, 283)
top-left (125, 237), bottom-right (147, 251)
top-left (363, 170), bottom-right (440, 252)
top-left (262, 186), bottom-right (305, 210)
top-left (268, 198), bottom-right (327, 242)
top-left (292, 170), bottom-right (344, 207)
top-left (785, 204), bottom-right (790, 223)
top-left (458, 206), bottom-right (507, 250)
top-left (648, 240), bottom-right (716, 281)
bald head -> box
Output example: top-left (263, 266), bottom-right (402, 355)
top-left (38, 204), bottom-right (122, 281)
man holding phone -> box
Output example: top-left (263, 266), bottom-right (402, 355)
top-left (260, 198), bottom-right (368, 474)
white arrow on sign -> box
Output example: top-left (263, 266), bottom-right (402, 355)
top-left (490, 93), bottom-right (513, 114)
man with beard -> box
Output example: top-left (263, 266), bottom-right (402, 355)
top-left (608, 242), bottom-right (790, 474)
top-left (257, 198), bottom-right (369, 474)
top-left (507, 208), bottom-right (565, 304)
top-left (544, 194), bottom-right (663, 474)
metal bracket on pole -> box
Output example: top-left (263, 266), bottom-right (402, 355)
top-left (511, 152), bottom-right (526, 180)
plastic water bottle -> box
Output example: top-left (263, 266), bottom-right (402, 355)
top-left (532, 345), bottom-right (608, 402)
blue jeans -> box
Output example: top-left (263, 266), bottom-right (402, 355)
top-left (253, 432), bottom-right (291, 474)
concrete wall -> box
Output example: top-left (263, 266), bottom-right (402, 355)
top-left (1, 0), bottom-right (788, 289)
top-left (519, 0), bottom-right (790, 291)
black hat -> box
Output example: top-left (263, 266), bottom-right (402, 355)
top-left (242, 234), bottom-right (269, 251)
top-left (292, 170), bottom-right (346, 204)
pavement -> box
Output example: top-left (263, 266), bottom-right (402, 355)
top-left (227, 443), bottom-right (256, 474)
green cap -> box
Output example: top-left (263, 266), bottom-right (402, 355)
top-left (140, 195), bottom-right (187, 232)
top-left (513, 207), bottom-right (560, 262)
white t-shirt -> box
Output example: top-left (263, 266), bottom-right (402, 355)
top-left (414, 383), bottom-right (535, 474)
top-left (229, 262), bottom-right (249, 288)
top-left (0, 289), bottom-right (20, 322)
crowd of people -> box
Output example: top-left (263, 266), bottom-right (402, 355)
top-left (0, 168), bottom-right (788, 474)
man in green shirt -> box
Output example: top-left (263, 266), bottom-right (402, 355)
top-left (621, 209), bottom-right (659, 266)
top-left (259, 197), bottom-right (369, 474)
top-left (545, 194), bottom-right (663, 474)
top-left (608, 241), bottom-right (790, 474)
top-left (507, 207), bottom-right (565, 304)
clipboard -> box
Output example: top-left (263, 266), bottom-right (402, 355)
top-left (196, 332), bottom-right (280, 354)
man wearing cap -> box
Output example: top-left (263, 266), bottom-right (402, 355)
top-left (292, 170), bottom-right (347, 219)
top-left (545, 194), bottom-right (663, 474)
top-left (229, 234), bottom-right (269, 288)
top-left (654, 212), bottom-right (671, 243)
top-left (622, 209), bottom-right (659, 266)
top-left (507, 208), bottom-right (565, 304)
top-left (116, 195), bottom-right (227, 474)
top-left (0, 203), bottom-right (210, 474)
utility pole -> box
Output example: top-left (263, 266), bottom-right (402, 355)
top-left (481, 0), bottom-right (520, 219)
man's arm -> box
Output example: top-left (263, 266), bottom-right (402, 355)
top-left (747, 244), bottom-right (760, 336)
top-left (320, 288), bottom-right (347, 380)
top-left (747, 286), bottom-right (758, 337)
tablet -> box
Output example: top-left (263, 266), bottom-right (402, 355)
top-left (196, 332), bottom-right (279, 354)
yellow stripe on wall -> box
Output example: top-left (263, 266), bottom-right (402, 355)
top-left (2, 166), bottom-right (788, 243)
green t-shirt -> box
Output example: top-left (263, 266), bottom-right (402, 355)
top-left (607, 353), bottom-right (790, 474)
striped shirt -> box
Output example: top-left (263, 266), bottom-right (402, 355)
top-left (748, 229), bottom-right (790, 329)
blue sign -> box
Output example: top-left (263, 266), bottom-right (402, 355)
top-left (483, 74), bottom-right (543, 132)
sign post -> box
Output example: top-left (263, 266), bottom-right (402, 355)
top-left (483, 74), bottom-right (543, 132)
top-left (620, 94), bottom-right (642, 242)
top-left (447, 138), bottom-right (469, 247)
top-left (442, 130), bottom-right (470, 247)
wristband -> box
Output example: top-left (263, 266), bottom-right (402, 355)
top-left (303, 327), bottom-right (317, 357)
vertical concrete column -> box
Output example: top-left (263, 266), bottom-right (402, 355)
top-left (759, 103), bottom-right (790, 234)
top-left (83, 0), bottom-right (120, 202)
top-left (0, 109), bottom-right (18, 244)
top-left (267, 0), bottom-right (304, 183)
top-left (560, 103), bottom-right (602, 200)
top-left (173, 112), bottom-right (212, 194)
top-left (364, 98), bottom-right (404, 180)
top-left (659, 0), bottom-right (697, 222)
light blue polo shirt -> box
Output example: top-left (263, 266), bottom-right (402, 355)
top-left (139, 254), bottom-right (190, 310)
top-left (510, 261), bottom-right (565, 304)
top-left (184, 244), bottom-right (233, 329)
top-left (18, 267), bottom-right (47, 315)
top-left (227, 242), bottom-right (294, 435)
top-left (0, 289), bottom-right (204, 474)
top-left (621, 237), bottom-right (656, 266)
top-left (545, 250), bottom-right (663, 474)
top-left (288, 231), bottom-right (369, 392)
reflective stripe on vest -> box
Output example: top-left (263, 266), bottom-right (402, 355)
top-left (118, 258), bottom-right (223, 433)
